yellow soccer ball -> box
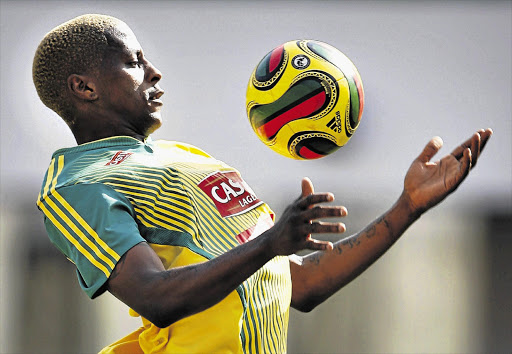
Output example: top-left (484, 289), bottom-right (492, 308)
top-left (246, 40), bottom-right (364, 160)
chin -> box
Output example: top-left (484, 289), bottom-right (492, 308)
top-left (144, 115), bottom-right (163, 135)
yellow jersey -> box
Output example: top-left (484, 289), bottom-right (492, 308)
top-left (37, 136), bottom-right (291, 353)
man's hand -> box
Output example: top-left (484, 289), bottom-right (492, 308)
top-left (264, 177), bottom-right (347, 256)
top-left (403, 128), bottom-right (493, 215)
top-left (289, 128), bottom-right (493, 311)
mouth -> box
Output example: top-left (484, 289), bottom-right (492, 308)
top-left (148, 88), bottom-right (164, 105)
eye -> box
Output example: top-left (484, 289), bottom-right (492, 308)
top-left (128, 60), bottom-right (143, 68)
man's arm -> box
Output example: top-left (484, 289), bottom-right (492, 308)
top-left (106, 188), bottom-right (345, 328)
top-left (107, 235), bottom-right (273, 328)
top-left (289, 128), bottom-right (492, 311)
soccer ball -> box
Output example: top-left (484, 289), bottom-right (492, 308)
top-left (245, 40), bottom-right (364, 160)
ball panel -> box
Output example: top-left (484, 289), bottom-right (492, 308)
top-left (298, 145), bottom-right (326, 160)
top-left (266, 124), bottom-right (297, 158)
top-left (288, 132), bottom-right (340, 160)
top-left (255, 44), bottom-right (284, 82)
top-left (268, 45), bottom-right (284, 73)
top-left (248, 77), bottom-right (329, 141)
top-left (352, 70), bottom-right (364, 124)
top-left (256, 89), bottom-right (326, 140)
top-left (251, 45), bottom-right (289, 92)
top-left (346, 70), bottom-right (364, 134)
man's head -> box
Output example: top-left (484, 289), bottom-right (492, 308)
top-left (33, 14), bottom-right (164, 141)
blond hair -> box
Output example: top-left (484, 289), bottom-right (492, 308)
top-left (32, 14), bottom-right (125, 124)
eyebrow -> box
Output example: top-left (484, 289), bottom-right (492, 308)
top-left (118, 48), bottom-right (141, 60)
top-left (127, 49), bottom-right (143, 59)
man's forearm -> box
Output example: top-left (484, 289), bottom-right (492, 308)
top-left (108, 234), bottom-right (275, 328)
top-left (290, 193), bottom-right (421, 311)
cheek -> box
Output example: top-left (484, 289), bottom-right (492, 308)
top-left (122, 69), bottom-right (145, 89)
top-left (101, 69), bottom-right (146, 106)
top-left (116, 79), bottom-right (144, 105)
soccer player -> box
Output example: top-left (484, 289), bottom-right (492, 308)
top-left (33, 14), bottom-right (492, 353)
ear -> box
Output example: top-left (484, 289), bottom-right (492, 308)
top-left (67, 74), bottom-right (99, 101)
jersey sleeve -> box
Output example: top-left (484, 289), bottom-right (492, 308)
top-left (37, 183), bottom-right (145, 298)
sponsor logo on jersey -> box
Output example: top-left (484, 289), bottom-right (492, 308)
top-left (106, 151), bottom-right (133, 166)
top-left (198, 171), bottom-right (263, 217)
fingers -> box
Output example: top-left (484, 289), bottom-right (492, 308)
top-left (305, 220), bottom-right (347, 234)
top-left (418, 136), bottom-right (444, 163)
top-left (295, 192), bottom-right (347, 243)
top-left (296, 177), bottom-right (347, 222)
top-left (295, 177), bottom-right (346, 230)
top-left (451, 132), bottom-right (480, 163)
top-left (301, 177), bottom-right (314, 198)
top-left (459, 148), bottom-right (472, 182)
top-left (451, 128), bottom-right (493, 169)
top-left (301, 205), bottom-right (348, 221)
top-left (297, 192), bottom-right (335, 209)
top-left (469, 132), bottom-right (481, 168)
top-left (304, 238), bottom-right (334, 251)
top-left (473, 128), bottom-right (493, 167)
top-left (479, 128), bottom-right (493, 153)
top-left (446, 147), bottom-right (472, 194)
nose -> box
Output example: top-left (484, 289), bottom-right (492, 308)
top-left (145, 60), bottom-right (162, 83)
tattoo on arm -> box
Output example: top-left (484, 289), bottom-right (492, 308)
top-left (333, 214), bottom-right (392, 255)
top-left (366, 224), bottom-right (377, 239)
top-left (366, 215), bottom-right (391, 239)
top-left (302, 214), bottom-right (394, 268)
top-left (305, 252), bottom-right (321, 266)
top-left (376, 215), bottom-right (392, 237)
top-left (341, 234), bottom-right (361, 248)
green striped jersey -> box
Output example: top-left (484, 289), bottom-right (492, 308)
top-left (37, 136), bottom-right (291, 353)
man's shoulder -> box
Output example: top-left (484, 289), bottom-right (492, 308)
top-left (38, 137), bottom-right (142, 196)
top-left (153, 139), bottom-right (213, 159)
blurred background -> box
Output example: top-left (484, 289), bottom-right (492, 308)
top-left (1, 0), bottom-right (511, 353)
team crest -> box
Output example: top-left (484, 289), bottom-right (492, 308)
top-left (106, 151), bottom-right (133, 166)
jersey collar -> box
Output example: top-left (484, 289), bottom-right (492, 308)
top-left (52, 136), bottom-right (153, 157)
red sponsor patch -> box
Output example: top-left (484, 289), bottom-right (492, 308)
top-left (106, 151), bottom-right (133, 166)
top-left (236, 214), bottom-right (274, 244)
top-left (198, 171), bottom-right (263, 218)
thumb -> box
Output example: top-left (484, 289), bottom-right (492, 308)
top-left (301, 177), bottom-right (314, 198)
top-left (418, 136), bottom-right (444, 163)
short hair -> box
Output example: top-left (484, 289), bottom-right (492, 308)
top-left (32, 14), bottom-right (126, 124)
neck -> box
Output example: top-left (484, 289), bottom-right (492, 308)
top-left (69, 112), bottom-right (150, 145)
